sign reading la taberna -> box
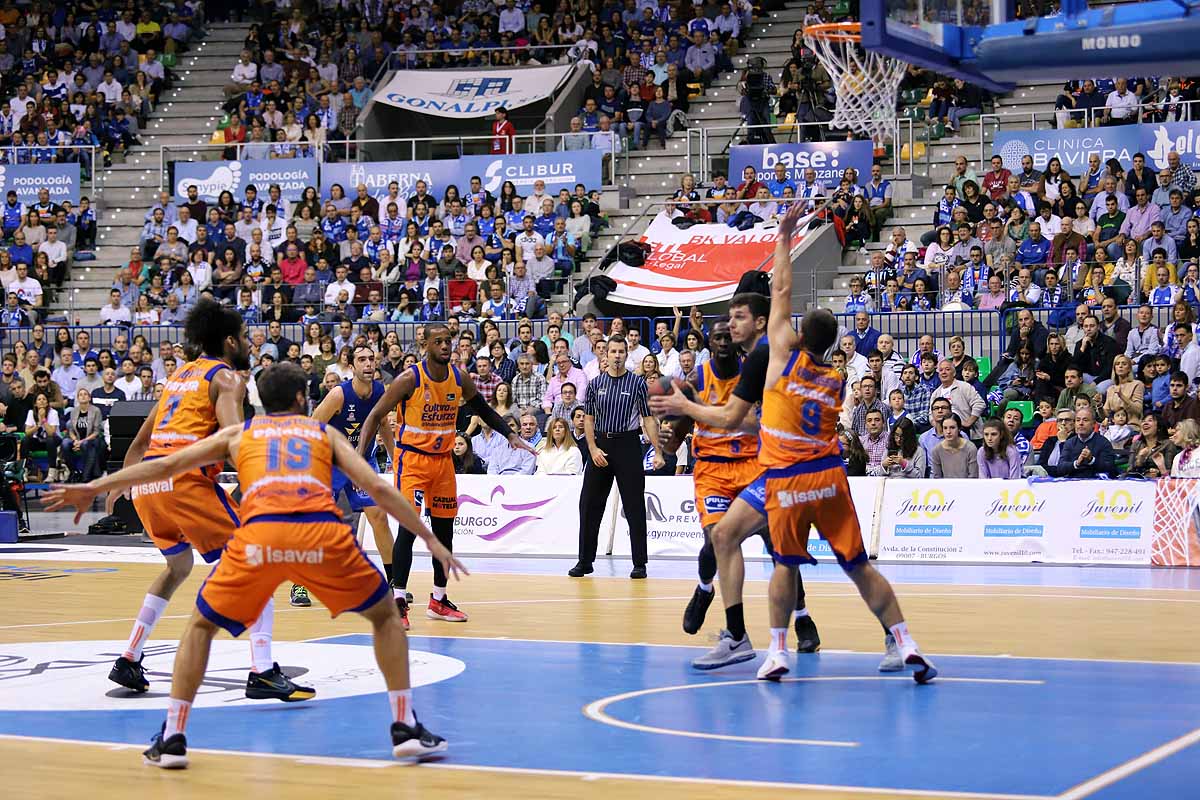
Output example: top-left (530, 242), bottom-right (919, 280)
top-left (604, 209), bottom-right (818, 307)
top-left (376, 65), bottom-right (574, 118)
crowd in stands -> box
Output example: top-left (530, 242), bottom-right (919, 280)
top-left (126, 172), bottom-right (608, 328)
top-left (218, 0), bottom-right (760, 157)
top-left (0, 0), bottom-right (201, 171)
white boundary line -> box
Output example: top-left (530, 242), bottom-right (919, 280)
top-left (1055, 726), bottom-right (1200, 800)
top-left (0, 732), bottom-right (1055, 800)
top-left (583, 676), bottom-right (1044, 748)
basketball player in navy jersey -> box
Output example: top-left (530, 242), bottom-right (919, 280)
top-left (291, 345), bottom-right (397, 608)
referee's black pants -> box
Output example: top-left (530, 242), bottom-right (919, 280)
top-left (577, 431), bottom-right (647, 567)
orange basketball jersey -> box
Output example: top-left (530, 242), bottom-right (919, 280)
top-left (397, 361), bottom-right (461, 455)
top-left (146, 357), bottom-right (230, 458)
top-left (236, 414), bottom-right (339, 522)
top-left (759, 349), bottom-right (843, 469)
top-left (693, 360), bottom-right (758, 461)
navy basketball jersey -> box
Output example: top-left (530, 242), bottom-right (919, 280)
top-left (328, 379), bottom-right (386, 451)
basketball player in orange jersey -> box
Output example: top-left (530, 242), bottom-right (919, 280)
top-left (105, 299), bottom-right (312, 701)
top-left (357, 322), bottom-right (535, 627)
top-left (728, 204), bottom-right (936, 683)
top-left (47, 363), bottom-right (465, 767)
top-left (656, 314), bottom-right (820, 656)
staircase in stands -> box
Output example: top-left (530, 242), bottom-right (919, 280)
top-left (71, 23), bottom-right (251, 323)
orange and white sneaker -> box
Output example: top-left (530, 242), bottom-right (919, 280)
top-left (426, 594), bottom-right (468, 622)
top-left (396, 596), bottom-right (411, 631)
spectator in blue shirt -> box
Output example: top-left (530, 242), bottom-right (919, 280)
top-left (765, 161), bottom-right (796, 197)
top-left (1015, 222), bottom-right (1051, 267)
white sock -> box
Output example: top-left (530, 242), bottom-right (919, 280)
top-left (769, 627), bottom-right (787, 655)
top-left (388, 689), bottom-right (416, 726)
top-left (393, 586), bottom-right (406, 599)
top-left (431, 586), bottom-right (446, 601)
top-left (698, 581), bottom-right (713, 593)
top-left (248, 598), bottom-right (275, 674)
top-left (164, 697), bottom-right (192, 738)
top-left (889, 621), bottom-right (917, 654)
top-left (792, 608), bottom-right (809, 619)
top-left (124, 593), bottom-right (168, 661)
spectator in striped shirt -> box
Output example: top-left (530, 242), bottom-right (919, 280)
top-left (511, 353), bottom-right (548, 413)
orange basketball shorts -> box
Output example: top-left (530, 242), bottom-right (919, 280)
top-left (756, 455), bottom-right (867, 571)
top-left (132, 465), bottom-right (239, 563)
top-left (196, 512), bottom-right (389, 636)
top-left (394, 447), bottom-right (458, 519)
top-left (693, 457), bottom-right (764, 528)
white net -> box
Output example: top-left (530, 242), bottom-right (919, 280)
top-left (1151, 478), bottom-right (1200, 566)
top-left (803, 25), bottom-right (908, 148)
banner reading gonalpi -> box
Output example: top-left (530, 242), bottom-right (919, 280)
top-left (172, 158), bottom-right (318, 204)
top-left (377, 65), bottom-right (574, 118)
top-left (604, 209), bottom-right (818, 307)
top-left (0, 163), bottom-right (80, 205)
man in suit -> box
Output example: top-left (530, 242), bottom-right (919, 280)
top-left (1051, 405), bottom-right (1116, 478)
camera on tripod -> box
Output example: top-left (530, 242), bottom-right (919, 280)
top-left (744, 56), bottom-right (769, 101)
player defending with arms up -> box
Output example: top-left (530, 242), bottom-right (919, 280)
top-left (357, 322), bottom-right (535, 627)
top-left (290, 344), bottom-right (397, 607)
top-left (737, 205), bottom-right (936, 683)
top-left (655, 312), bottom-right (820, 655)
top-left (47, 363), bottom-right (466, 767)
top-left (107, 298), bottom-right (312, 701)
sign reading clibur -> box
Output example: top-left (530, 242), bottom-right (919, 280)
top-left (172, 158), bottom-right (319, 204)
top-left (0, 163), bottom-right (81, 205)
top-left (377, 65), bottom-right (574, 118)
top-left (729, 140), bottom-right (875, 186)
top-left (321, 151), bottom-right (602, 203)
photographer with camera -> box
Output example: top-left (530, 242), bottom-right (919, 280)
top-left (739, 56), bottom-right (776, 144)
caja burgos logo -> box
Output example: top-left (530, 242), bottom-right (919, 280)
top-left (175, 161), bottom-right (242, 200)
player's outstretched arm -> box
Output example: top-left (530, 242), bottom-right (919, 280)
top-left (769, 204), bottom-right (805, 362)
top-left (212, 369), bottom-right (247, 428)
top-left (45, 427), bottom-right (237, 523)
top-left (358, 370), bottom-right (412, 458)
top-left (310, 384), bottom-right (344, 423)
top-left (652, 387), bottom-right (753, 432)
top-left (462, 371), bottom-right (536, 454)
top-left (329, 427), bottom-right (468, 581)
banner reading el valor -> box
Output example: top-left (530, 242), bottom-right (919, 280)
top-left (320, 151), bottom-right (602, 204)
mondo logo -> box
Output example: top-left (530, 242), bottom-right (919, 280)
top-left (896, 489), bottom-right (955, 519)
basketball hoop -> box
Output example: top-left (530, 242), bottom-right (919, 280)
top-left (802, 22), bottom-right (907, 150)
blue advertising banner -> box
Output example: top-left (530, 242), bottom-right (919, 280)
top-left (321, 151), bottom-right (603, 204)
top-left (1141, 120), bottom-right (1200, 172)
top-left (171, 158), bottom-right (318, 204)
top-left (993, 128), bottom-right (1140, 173)
top-left (728, 141), bottom-right (875, 186)
top-left (0, 163), bottom-right (81, 205)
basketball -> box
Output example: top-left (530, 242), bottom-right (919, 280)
top-left (650, 376), bottom-right (695, 421)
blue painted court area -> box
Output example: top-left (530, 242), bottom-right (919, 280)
top-left (1, 636), bottom-right (1198, 797)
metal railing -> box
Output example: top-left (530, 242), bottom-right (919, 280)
top-left (160, 131), bottom-right (620, 191)
top-left (691, 119), bottom-right (918, 184)
top-left (0, 144), bottom-right (105, 199)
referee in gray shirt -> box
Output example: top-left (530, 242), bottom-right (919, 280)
top-left (570, 335), bottom-right (663, 579)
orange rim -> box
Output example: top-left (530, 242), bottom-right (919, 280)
top-left (802, 21), bottom-right (862, 42)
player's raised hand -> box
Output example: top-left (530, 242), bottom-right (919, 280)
top-left (429, 540), bottom-right (470, 581)
top-left (777, 201), bottom-right (806, 241)
top-left (103, 488), bottom-right (129, 517)
top-left (648, 382), bottom-right (687, 417)
top-left (43, 482), bottom-right (102, 524)
top-left (508, 432), bottom-right (537, 455)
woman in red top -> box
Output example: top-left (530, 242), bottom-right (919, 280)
top-left (222, 115), bottom-right (247, 160)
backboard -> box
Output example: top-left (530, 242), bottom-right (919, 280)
top-left (860, 0), bottom-right (1200, 93)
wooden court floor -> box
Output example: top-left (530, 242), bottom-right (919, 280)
top-left (2, 558), bottom-right (1199, 799)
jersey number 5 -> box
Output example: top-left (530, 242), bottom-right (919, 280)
top-left (267, 438), bottom-right (313, 471)
top-left (800, 401), bottom-right (822, 436)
